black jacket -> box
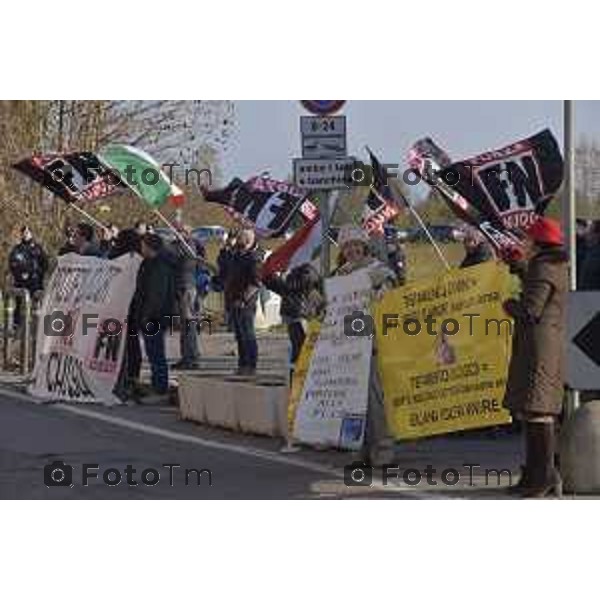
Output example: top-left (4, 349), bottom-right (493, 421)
top-left (131, 251), bottom-right (176, 327)
top-left (170, 237), bottom-right (206, 290)
top-left (212, 246), bottom-right (235, 293)
top-left (223, 246), bottom-right (261, 309)
top-left (579, 243), bottom-right (600, 290)
top-left (9, 240), bottom-right (48, 291)
top-left (264, 264), bottom-right (325, 322)
top-left (459, 243), bottom-right (493, 269)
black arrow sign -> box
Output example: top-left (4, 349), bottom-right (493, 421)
top-left (572, 312), bottom-right (600, 367)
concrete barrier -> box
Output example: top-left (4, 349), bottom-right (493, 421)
top-left (178, 372), bottom-right (289, 437)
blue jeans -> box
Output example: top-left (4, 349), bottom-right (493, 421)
top-left (141, 319), bottom-right (169, 393)
top-left (230, 306), bottom-right (258, 369)
top-left (177, 287), bottom-right (200, 365)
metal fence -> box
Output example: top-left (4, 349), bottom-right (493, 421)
top-left (1, 288), bottom-right (44, 375)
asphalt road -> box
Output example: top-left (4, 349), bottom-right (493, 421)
top-left (0, 388), bottom-right (425, 500)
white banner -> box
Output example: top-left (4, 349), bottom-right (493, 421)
top-left (292, 269), bottom-right (373, 450)
top-left (28, 253), bottom-right (142, 405)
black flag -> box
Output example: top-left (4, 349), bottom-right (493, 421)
top-left (437, 129), bottom-right (563, 230)
top-left (202, 176), bottom-right (311, 238)
top-left (13, 151), bottom-right (125, 203)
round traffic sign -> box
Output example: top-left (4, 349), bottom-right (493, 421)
top-left (300, 100), bottom-right (346, 115)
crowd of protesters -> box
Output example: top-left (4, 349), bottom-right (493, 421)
top-left (7, 213), bottom-right (594, 497)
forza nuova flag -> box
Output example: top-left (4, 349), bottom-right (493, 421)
top-left (99, 144), bottom-right (184, 209)
top-left (203, 176), bottom-right (313, 237)
top-left (13, 151), bottom-right (126, 203)
top-left (408, 137), bottom-right (524, 257)
top-left (437, 129), bottom-right (563, 230)
top-left (361, 148), bottom-right (403, 235)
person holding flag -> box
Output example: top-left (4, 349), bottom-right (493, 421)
top-left (335, 224), bottom-right (398, 466)
top-left (223, 228), bottom-right (263, 377)
top-left (262, 262), bottom-right (325, 380)
top-left (502, 217), bottom-right (568, 498)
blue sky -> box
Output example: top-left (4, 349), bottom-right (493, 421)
top-left (222, 101), bottom-right (600, 188)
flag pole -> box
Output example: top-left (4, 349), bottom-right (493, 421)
top-left (68, 202), bottom-right (109, 233)
top-left (380, 185), bottom-right (451, 271)
top-left (153, 209), bottom-right (197, 258)
top-left (563, 99), bottom-right (580, 415)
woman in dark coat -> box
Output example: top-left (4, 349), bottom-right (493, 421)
top-left (263, 262), bottom-right (325, 369)
top-left (502, 217), bottom-right (568, 498)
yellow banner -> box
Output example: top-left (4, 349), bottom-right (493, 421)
top-left (373, 261), bottom-right (514, 440)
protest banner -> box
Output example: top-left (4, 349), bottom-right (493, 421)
top-left (291, 269), bottom-right (373, 450)
top-left (373, 261), bottom-right (514, 440)
top-left (287, 320), bottom-right (320, 435)
top-left (28, 253), bottom-right (142, 405)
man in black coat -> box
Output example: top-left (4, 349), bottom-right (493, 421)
top-left (223, 228), bottom-right (261, 376)
top-left (73, 222), bottom-right (103, 257)
top-left (579, 220), bottom-right (600, 290)
top-left (131, 233), bottom-right (176, 399)
top-left (8, 226), bottom-right (48, 326)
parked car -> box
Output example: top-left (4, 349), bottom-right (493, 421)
top-left (191, 226), bottom-right (227, 244)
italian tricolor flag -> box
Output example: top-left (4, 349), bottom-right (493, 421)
top-left (262, 214), bottom-right (322, 277)
top-left (99, 144), bottom-right (184, 208)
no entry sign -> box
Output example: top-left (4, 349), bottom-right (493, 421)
top-left (300, 101), bottom-right (346, 115)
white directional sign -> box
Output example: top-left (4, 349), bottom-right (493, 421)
top-left (567, 291), bottom-right (600, 389)
top-left (293, 156), bottom-right (355, 191)
top-left (301, 116), bottom-right (347, 159)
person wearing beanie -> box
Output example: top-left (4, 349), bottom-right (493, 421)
top-left (502, 216), bottom-right (568, 498)
top-left (336, 223), bottom-right (398, 466)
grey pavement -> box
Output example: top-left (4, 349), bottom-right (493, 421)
top-left (0, 382), bottom-right (530, 500)
top-left (0, 329), bottom-right (546, 500)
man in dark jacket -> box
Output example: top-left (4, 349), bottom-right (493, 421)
top-left (9, 226), bottom-right (48, 327)
top-left (502, 217), bottom-right (568, 498)
top-left (110, 229), bottom-right (143, 401)
top-left (131, 233), bottom-right (176, 399)
top-left (9, 226), bottom-right (48, 293)
top-left (170, 225), bottom-right (206, 369)
top-left (224, 228), bottom-right (261, 376)
top-left (73, 222), bottom-right (102, 257)
top-left (213, 230), bottom-right (238, 329)
top-left (579, 220), bottom-right (600, 290)
top-left (459, 229), bottom-right (493, 269)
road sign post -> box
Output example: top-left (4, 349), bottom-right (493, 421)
top-left (563, 100), bottom-right (580, 414)
top-left (295, 102), bottom-right (348, 277)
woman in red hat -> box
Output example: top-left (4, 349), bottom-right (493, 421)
top-left (502, 216), bottom-right (568, 498)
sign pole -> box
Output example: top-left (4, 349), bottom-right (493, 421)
top-left (564, 100), bottom-right (580, 414)
top-left (320, 190), bottom-right (338, 279)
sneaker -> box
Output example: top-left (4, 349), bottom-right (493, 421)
top-left (232, 367), bottom-right (256, 377)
